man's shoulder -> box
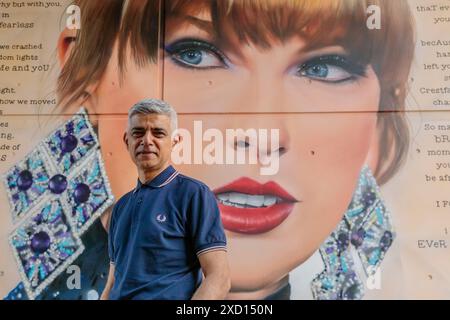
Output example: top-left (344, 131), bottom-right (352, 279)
top-left (175, 173), bottom-right (212, 194)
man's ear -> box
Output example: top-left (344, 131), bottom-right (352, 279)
top-left (172, 131), bottom-right (183, 147)
top-left (123, 131), bottom-right (129, 148)
top-left (57, 28), bottom-right (77, 69)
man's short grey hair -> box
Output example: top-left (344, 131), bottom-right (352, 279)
top-left (128, 99), bottom-right (178, 131)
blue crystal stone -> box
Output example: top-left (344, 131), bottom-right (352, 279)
top-left (342, 283), bottom-right (359, 300)
top-left (30, 231), bottom-right (51, 254)
top-left (380, 231), bottom-right (393, 249)
top-left (73, 183), bottom-right (91, 204)
top-left (17, 170), bottom-right (33, 191)
top-left (362, 191), bottom-right (376, 207)
top-left (48, 174), bottom-right (68, 194)
top-left (60, 134), bottom-right (78, 153)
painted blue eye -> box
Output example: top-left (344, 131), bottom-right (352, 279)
top-left (297, 55), bottom-right (366, 83)
top-left (178, 50), bottom-right (203, 66)
top-left (174, 49), bottom-right (224, 68)
top-left (166, 39), bottom-right (227, 69)
top-left (304, 64), bottom-right (329, 78)
top-left (300, 63), bottom-right (352, 82)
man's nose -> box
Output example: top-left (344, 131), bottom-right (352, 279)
top-left (141, 131), bottom-right (155, 146)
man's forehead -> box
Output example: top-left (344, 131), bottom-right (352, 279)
top-left (129, 113), bottom-right (171, 128)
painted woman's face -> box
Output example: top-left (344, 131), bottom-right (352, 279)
top-left (77, 10), bottom-right (380, 298)
top-left (162, 12), bottom-right (380, 298)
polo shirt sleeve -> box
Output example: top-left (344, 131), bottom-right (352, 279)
top-left (108, 204), bottom-right (117, 265)
top-left (188, 185), bottom-right (227, 257)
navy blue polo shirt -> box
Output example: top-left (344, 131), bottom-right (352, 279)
top-left (108, 165), bottom-right (227, 300)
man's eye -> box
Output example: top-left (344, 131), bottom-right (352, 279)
top-left (165, 39), bottom-right (227, 70)
top-left (296, 55), bottom-right (367, 84)
top-left (152, 130), bottom-right (166, 137)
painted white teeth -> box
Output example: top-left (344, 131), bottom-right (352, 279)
top-left (217, 192), bottom-right (282, 208)
top-left (247, 195), bottom-right (265, 207)
top-left (263, 196), bottom-right (277, 206)
top-left (217, 193), bottom-right (229, 201)
top-left (229, 192), bottom-right (247, 205)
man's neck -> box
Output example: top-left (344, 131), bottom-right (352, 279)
top-left (138, 163), bottom-right (170, 185)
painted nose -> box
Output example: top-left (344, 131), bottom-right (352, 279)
top-left (233, 121), bottom-right (290, 161)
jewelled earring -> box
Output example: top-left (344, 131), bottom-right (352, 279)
top-left (3, 108), bottom-right (114, 300)
top-left (311, 165), bottom-right (395, 300)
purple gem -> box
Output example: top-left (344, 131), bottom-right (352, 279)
top-left (33, 213), bottom-right (43, 225)
top-left (362, 191), bottom-right (376, 207)
top-left (380, 231), bottom-right (393, 249)
top-left (350, 228), bottom-right (365, 248)
top-left (49, 174), bottom-right (68, 194)
top-left (337, 232), bottom-right (349, 251)
top-left (30, 231), bottom-right (51, 254)
top-left (60, 134), bottom-right (78, 153)
top-left (73, 183), bottom-right (91, 204)
top-left (17, 170), bottom-right (33, 191)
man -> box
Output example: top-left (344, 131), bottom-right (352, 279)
top-left (100, 99), bottom-right (230, 300)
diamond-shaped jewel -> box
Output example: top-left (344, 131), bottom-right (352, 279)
top-left (67, 151), bottom-right (114, 235)
top-left (9, 200), bottom-right (84, 300)
top-left (4, 148), bottom-right (54, 221)
top-left (43, 109), bottom-right (98, 174)
top-left (312, 166), bottom-right (395, 300)
top-left (4, 108), bottom-right (114, 299)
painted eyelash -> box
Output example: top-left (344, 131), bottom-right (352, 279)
top-left (164, 38), bottom-right (228, 69)
top-left (298, 54), bottom-right (368, 83)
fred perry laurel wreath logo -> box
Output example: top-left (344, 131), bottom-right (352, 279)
top-left (156, 214), bottom-right (167, 223)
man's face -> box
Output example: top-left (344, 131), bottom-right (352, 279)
top-left (124, 113), bottom-right (174, 175)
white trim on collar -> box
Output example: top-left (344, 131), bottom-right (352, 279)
top-left (133, 170), bottom-right (179, 194)
top-left (155, 170), bottom-right (179, 188)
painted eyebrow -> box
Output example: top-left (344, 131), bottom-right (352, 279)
top-left (182, 15), bottom-right (214, 35)
top-left (297, 45), bottom-right (348, 56)
top-left (166, 15), bottom-right (243, 60)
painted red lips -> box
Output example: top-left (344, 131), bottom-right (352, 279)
top-left (214, 177), bottom-right (298, 234)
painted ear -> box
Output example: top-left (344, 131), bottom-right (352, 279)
top-left (57, 28), bottom-right (77, 69)
top-left (57, 27), bottom-right (99, 115)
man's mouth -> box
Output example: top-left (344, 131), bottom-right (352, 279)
top-left (136, 150), bottom-right (157, 157)
top-left (214, 177), bottom-right (298, 234)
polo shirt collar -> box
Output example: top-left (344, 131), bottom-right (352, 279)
top-left (135, 165), bottom-right (178, 191)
